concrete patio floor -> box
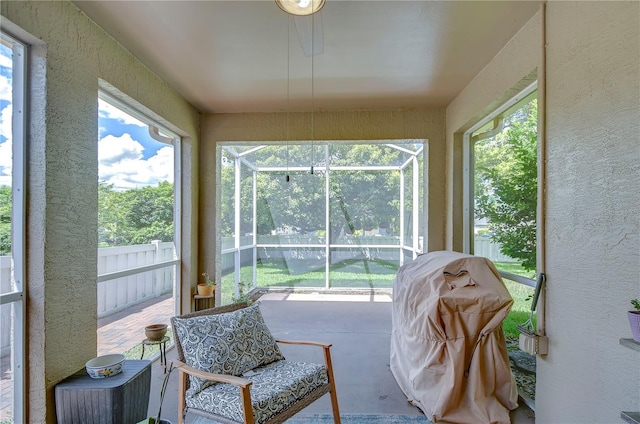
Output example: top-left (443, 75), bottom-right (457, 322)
top-left (145, 292), bottom-right (536, 423)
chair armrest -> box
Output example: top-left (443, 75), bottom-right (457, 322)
top-left (173, 360), bottom-right (252, 388)
top-left (276, 338), bottom-right (338, 413)
top-left (275, 339), bottom-right (333, 349)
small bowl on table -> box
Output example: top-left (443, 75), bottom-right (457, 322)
top-left (85, 353), bottom-right (126, 379)
top-left (145, 323), bottom-right (168, 341)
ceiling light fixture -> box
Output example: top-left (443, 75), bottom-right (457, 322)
top-left (278, 0), bottom-right (320, 176)
top-left (286, 15), bottom-right (291, 183)
top-left (310, 12), bottom-right (316, 175)
top-left (276, 0), bottom-right (325, 16)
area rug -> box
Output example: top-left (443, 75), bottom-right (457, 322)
top-left (286, 414), bottom-right (432, 423)
top-left (193, 414), bottom-right (432, 423)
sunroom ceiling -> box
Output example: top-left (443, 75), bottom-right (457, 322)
top-left (72, 1), bottom-right (542, 114)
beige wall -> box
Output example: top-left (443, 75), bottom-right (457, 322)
top-left (2, 0), bottom-right (638, 422)
top-left (200, 109), bottom-right (447, 286)
top-left (538, 2), bottom-right (639, 422)
top-left (446, 3), bottom-right (640, 422)
top-left (445, 10), bottom-right (542, 251)
top-left (0, 2), bottom-right (200, 422)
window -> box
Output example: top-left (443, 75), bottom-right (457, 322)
top-left (219, 141), bottom-right (425, 304)
top-left (464, 83), bottom-right (540, 404)
top-left (465, 84), bottom-right (538, 283)
top-left (0, 30), bottom-right (26, 424)
top-left (96, 92), bottom-right (181, 355)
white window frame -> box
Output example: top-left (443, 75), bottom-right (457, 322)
top-left (0, 30), bottom-right (27, 424)
top-left (462, 81), bottom-right (538, 287)
top-left (96, 91), bottom-right (182, 317)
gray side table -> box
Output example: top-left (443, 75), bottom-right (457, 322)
top-left (55, 359), bottom-right (151, 424)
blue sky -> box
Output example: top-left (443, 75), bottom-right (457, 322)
top-left (0, 42), bottom-right (173, 190)
top-left (0, 43), bottom-right (12, 187)
top-left (98, 99), bottom-right (174, 190)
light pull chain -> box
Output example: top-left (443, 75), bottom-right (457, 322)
top-left (310, 7), bottom-right (315, 175)
top-left (286, 14), bottom-right (290, 183)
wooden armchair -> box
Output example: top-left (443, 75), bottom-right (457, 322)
top-left (170, 302), bottom-right (341, 424)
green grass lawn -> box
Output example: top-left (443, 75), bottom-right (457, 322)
top-left (220, 258), bottom-right (398, 304)
top-left (502, 279), bottom-right (536, 339)
top-left (493, 261), bottom-right (536, 279)
top-left (220, 259), bottom-right (535, 339)
top-left (494, 262), bottom-right (536, 339)
top-left (123, 330), bottom-right (174, 360)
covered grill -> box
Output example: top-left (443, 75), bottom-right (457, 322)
top-left (390, 251), bottom-right (518, 424)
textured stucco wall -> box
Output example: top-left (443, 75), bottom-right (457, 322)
top-left (536, 2), bottom-right (640, 422)
top-left (200, 109), bottom-right (446, 286)
top-left (446, 2), bottom-right (640, 422)
top-left (0, 2), bottom-right (200, 422)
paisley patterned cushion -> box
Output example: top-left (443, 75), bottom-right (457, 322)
top-left (186, 360), bottom-right (329, 423)
top-left (173, 302), bottom-right (284, 394)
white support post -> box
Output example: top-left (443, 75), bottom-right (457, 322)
top-left (234, 157), bottom-right (241, 298)
top-left (172, 136), bottom-right (182, 316)
top-left (462, 133), bottom-right (474, 255)
top-left (252, 170), bottom-right (258, 289)
top-left (152, 240), bottom-right (162, 296)
top-left (324, 145), bottom-right (330, 289)
top-left (9, 32), bottom-right (26, 424)
top-left (399, 168), bottom-right (405, 266)
top-left (412, 156), bottom-right (420, 258)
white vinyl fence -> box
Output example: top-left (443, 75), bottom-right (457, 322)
top-left (474, 236), bottom-right (517, 262)
top-left (222, 235), bottom-right (406, 272)
top-left (97, 241), bottom-right (175, 318)
top-left (1, 237), bottom-right (510, 356)
top-left (0, 256), bottom-right (12, 358)
top-left (221, 235), bottom-right (511, 271)
top-left (0, 242), bottom-right (176, 358)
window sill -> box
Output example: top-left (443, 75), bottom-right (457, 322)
top-left (619, 340), bottom-right (639, 423)
top-left (619, 338), bottom-right (640, 352)
top-left (621, 411), bottom-right (640, 424)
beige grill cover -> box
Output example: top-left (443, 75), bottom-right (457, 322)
top-left (390, 251), bottom-right (518, 424)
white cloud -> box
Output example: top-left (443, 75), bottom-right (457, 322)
top-left (0, 140), bottom-right (11, 187)
top-left (99, 133), bottom-right (173, 190)
top-left (0, 50), bottom-right (13, 186)
top-left (99, 133), bottom-right (144, 165)
top-left (0, 103), bottom-right (11, 140)
top-left (0, 74), bottom-right (10, 102)
top-left (145, 146), bottom-right (174, 180)
top-left (0, 104), bottom-right (12, 186)
top-left (0, 56), bottom-right (11, 70)
top-left (98, 99), bottom-right (146, 127)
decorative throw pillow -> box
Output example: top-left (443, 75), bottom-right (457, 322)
top-left (173, 302), bottom-right (284, 394)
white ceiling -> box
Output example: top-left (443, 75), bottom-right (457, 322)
top-left (73, 1), bottom-right (541, 114)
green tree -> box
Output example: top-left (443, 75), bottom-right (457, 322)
top-left (122, 181), bottom-right (174, 243)
top-left (98, 183), bottom-right (127, 245)
top-left (328, 144), bottom-right (401, 240)
top-left (220, 143), bottom-right (423, 243)
top-left (474, 100), bottom-right (537, 271)
top-left (98, 182), bottom-right (174, 246)
top-left (0, 185), bottom-right (11, 255)
top-left (220, 159), bottom-right (235, 237)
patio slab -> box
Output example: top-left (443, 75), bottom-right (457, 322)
top-left (97, 293), bottom-right (175, 356)
top-left (146, 294), bottom-right (535, 423)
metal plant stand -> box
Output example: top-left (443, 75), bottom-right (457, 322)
top-left (141, 335), bottom-right (170, 373)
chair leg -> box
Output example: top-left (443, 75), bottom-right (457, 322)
top-left (240, 385), bottom-right (255, 424)
top-left (329, 381), bottom-right (341, 424)
top-left (177, 370), bottom-right (187, 424)
top-left (323, 346), bottom-right (341, 424)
